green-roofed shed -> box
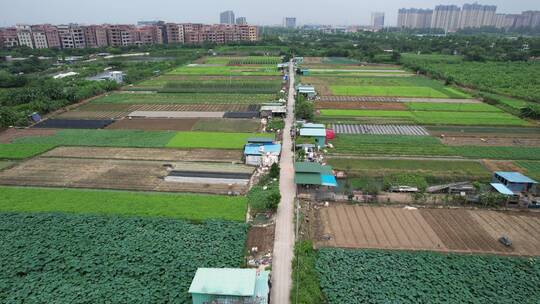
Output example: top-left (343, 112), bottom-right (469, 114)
top-left (295, 162), bottom-right (333, 174)
top-left (247, 137), bottom-right (274, 144)
top-left (189, 268), bottom-right (269, 304)
top-left (294, 162), bottom-right (337, 187)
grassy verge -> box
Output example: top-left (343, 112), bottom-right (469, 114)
top-left (291, 241), bottom-right (325, 304)
top-left (0, 144), bottom-right (56, 159)
top-left (0, 186), bottom-right (247, 221)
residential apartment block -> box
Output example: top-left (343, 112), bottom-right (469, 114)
top-left (397, 3), bottom-right (539, 31)
top-left (371, 12), bottom-right (385, 29)
top-left (0, 21), bottom-right (259, 49)
top-left (397, 8), bottom-right (433, 29)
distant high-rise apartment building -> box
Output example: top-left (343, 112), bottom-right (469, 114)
top-left (163, 23), bottom-right (184, 44)
top-left (84, 25), bottom-right (108, 48)
top-left (284, 17), bottom-right (296, 28)
top-left (15, 25), bottom-right (34, 48)
top-left (397, 8), bottom-right (433, 29)
top-left (458, 3), bottom-right (497, 29)
top-left (371, 12), bottom-right (385, 29)
top-left (521, 11), bottom-right (540, 28)
top-left (220, 11), bottom-right (235, 25)
top-left (236, 17), bottom-right (247, 25)
top-left (431, 5), bottom-right (461, 31)
top-left (0, 28), bottom-right (19, 48)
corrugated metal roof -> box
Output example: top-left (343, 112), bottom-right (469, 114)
top-left (247, 137), bottom-right (274, 144)
top-left (302, 123), bottom-right (325, 129)
top-left (295, 162), bottom-right (333, 174)
top-left (495, 172), bottom-right (538, 184)
top-left (244, 143), bottom-right (281, 155)
top-left (260, 105), bottom-right (286, 113)
top-left (189, 268), bottom-right (256, 296)
top-left (490, 183), bottom-right (515, 195)
top-left (294, 172), bottom-right (322, 185)
top-left (300, 128), bottom-right (326, 137)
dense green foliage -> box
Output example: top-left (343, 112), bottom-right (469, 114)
top-left (317, 248), bottom-right (540, 304)
top-left (0, 144), bottom-right (55, 159)
top-left (383, 173), bottom-right (428, 191)
top-left (13, 129), bottom-right (176, 148)
top-left (291, 241), bottom-right (325, 304)
top-left (247, 174), bottom-right (280, 212)
top-left (401, 54), bottom-right (540, 101)
top-left (166, 131), bottom-right (272, 149)
top-left (0, 187), bottom-right (247, 221)
top-left (0, 212), bottom-right (246, 303)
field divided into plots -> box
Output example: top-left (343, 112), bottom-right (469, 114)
top-left (317, 205), bottom-right (540, 256)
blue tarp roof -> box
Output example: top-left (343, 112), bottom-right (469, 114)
top-left (321, 174), bottom-right (338, 187)
top-left (299, 128), bottom-right (326, 137)
top-left (495, 172), bottom-right (538, 184)
top-left (490, 183), bottom-right (515, 195)
top-left (244, 143), bottom-right (281, 155)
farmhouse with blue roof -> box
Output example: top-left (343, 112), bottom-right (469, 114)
top-left (491, 171), bottom-right (537, 195)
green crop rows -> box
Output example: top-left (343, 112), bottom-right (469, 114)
top-left (0, 212), bottom-right (246, 303)
top-left (166, 131), bottom-right (273, 149)
top-left (13, 129), bottom-right (176, 148)
top-left (327, 158), bottom-right (490, 179)
top-left (92, 92), bottom-right (275, 104)
top-left (204, 56), bottom-right (282, 65)
top-left (159, 80), bottom-right (281, 94)
top-left (320, 109), bottom-right (528, 126)
top-left (317, 248), bottom-right (540, 304)
top-left (13, 129), bottom-right (270, 150)
top-left (169, 65), bottom-right (280, 76)
top-left (0, 144), bottom-right (56, 159)
top-left (405, 102), bottom-right (501, 112)
top-left (330, 135), bottom-right (540, 160)
top-left (330, 85), bottom-right (469, 98)
top-left (0, 186), bottom-right (247, 221)
top-left (515, 161), bottom-right (540, 180)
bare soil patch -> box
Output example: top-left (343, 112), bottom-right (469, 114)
top-left (0, 157), bottom-right (251, 194)
top-left (316, 101), bottom-right (406, 110)
top-left (0, 128), bottom-right (57, 143)
top-left (106, 118), bottom-right (199, 131)
top-left (314, 204), bottom-right (540, 256)
top-left (42, 146), bottom-right (242, 162)
top-left (247, 225), bottom-right (276, 256)
top-left (482, 160), bottom-right (524, 173)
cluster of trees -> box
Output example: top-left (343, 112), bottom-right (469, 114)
top-left (265, 27), bottom-right (540, 62)
top-left (0, 45), bottom-right (200, 128)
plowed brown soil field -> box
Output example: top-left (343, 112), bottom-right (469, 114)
top-left (0, 128), bottom-right (57, 143)
top-left (316, 205), bottom-right (540, 256)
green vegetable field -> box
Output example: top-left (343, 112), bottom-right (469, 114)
top-left (159, 80), bottom-right (281, 94)
top-left (515, 161), bottom-right (540, 180)
top-left (169, 65), bottom-right (280, 76)
top-left (330, 85), bottom-right (469, 98)
top-left (320, 109), bottom-right (528, 126)
top-left (317, 248), bottom-right (540, 304)
top-left (13, 129), bottom-right (176, 148)
top-left (327, 158), bottom-right (490, 179)
top-left (0, 186), bottom-right (247, 221)
top-left (166, 131), bottom-right (273, 149)
top-left (0, 213), bottom-right (246, 303)
top-left (91, 92), bottom-right (275, 104)
top-left (0, 144), bottom-right (56, 159)
top-left (405, 102), bottom-right (501, 112)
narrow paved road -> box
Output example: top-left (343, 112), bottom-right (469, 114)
top-left (271, 61), bottom-right (296, 304)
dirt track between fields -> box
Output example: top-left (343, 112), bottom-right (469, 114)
top-left (315, 205), bottom-right (540, 256)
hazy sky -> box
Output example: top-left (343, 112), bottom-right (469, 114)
top-left (1, 0), bottom-right (539, 27)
